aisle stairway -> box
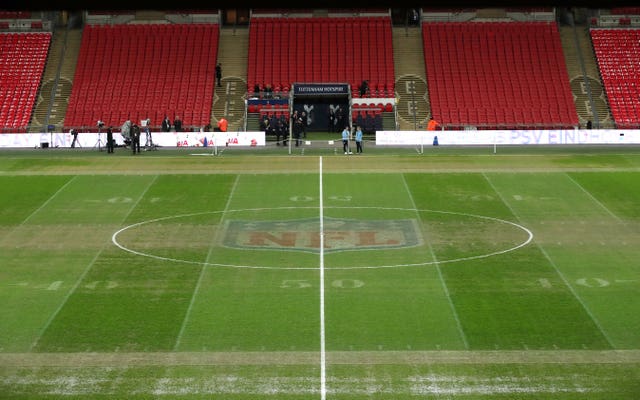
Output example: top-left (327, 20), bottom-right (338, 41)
top-left (30, 28), bottom-right (82, 133)
top-left (559, 24), bottom-right (615, 129)
top-left (212, 27), bottom-right (249, 132)
top-left (392, 26), bottom-right (429, 130)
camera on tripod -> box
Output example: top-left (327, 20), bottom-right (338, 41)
top-left (97, 120), bottom-right (105, 129)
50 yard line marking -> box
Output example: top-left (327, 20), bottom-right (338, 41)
top-left (319, 156), bottom-right (327, 400)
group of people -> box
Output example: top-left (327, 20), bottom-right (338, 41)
top-left (161, 115), bottom-right (183, 132)
top-left (261, 110), bottom-right (314, 147)
top-left (341, 125), bottom-right (364, 154)
top-left (260, 113), bottom-right (290, 146)
top-left (69, 126), bottom-right (115, 153)
top-left (328, 107), bottom-right (346, 133)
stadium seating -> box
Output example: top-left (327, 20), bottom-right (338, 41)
top-left (247, 16), bottom-right (395, 98)
top-left (422, 21), bottom-right (578, 129)
top-left (0, 32), bottom-right (51, 132)
top-left (590, 28), bottom-right (640, 128)
top-left (64, 23), bottom-right (219, 130)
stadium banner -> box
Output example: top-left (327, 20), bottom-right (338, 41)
top-left (376, 129), bottom-right (640, 146)
top-left (0, 131), bottom-right (265, 148)
top-left (0, 132), bottom-right (127, 148)
top-left (207, 131), bottom-right (265, 147)
top-left (293, 83), bottom-right (350, 96)
top-left (2, 130), bottom-right (638, 148)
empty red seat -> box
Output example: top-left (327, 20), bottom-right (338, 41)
top-left (591, 28), bottom-right (640, 128)
top-left (64, 24), bottom-right (219, 130)
top-left (423, 21), bottom-right (578, 129)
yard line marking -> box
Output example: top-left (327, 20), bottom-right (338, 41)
top-left (0, 176), bottom-right (76, 245)
top-left (21, 175), bottom-right (77, 225)
top-left (319, 156), bottom-right (327, 400)
top-left (482, 173), bottom-right (615, 349)
top-left (29, 175), bottom-right (158, 351)
top-left (537, 246), bottom-right (615, 348)
top-left (402, 174), bottom-right (469, 349)
top-left (174, 175), bottom-right (240, 351)
top-left (564, 173), bottom-right (622, 222)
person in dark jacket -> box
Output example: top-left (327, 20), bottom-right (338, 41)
top-left (173, 116), bottom-right (182, 132)
top-left (106, 126), bottom-right (114, 153)
top-left (131, 123), bottom-right (141, 154)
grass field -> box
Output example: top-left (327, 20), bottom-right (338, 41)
top-left (1, 144), bottom-right (639, 399)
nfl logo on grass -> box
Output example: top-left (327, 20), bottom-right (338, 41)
top-left (223, 217), bottom-right (422, 253)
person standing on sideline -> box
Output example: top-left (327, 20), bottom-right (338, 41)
top-left (131, 123), bottom-right (141, 154)
top-left (70, 128), bottom-right (79, 148)
top-left (215, 62), bottom-right (222, 87)
top-left (106, 126), bottom-right (114, 153)
top-left (294, 116), bottom-right (303, 147)
top-left (162, 115), bottom-right (171, 132)
top-left (355, 125), bottom-right (363, 154)
top-left (173, 115), bottom-right (182, 132)
top-left (427, 116), bottom-right (440, 131)
top-left (144, 118), bottom-right (153, 147)
top-left (341, 125), bottom-right (352, 154)
top-left (217, 117), bottom-right (228, 132)
top-left (328, 108), bottom-right (336, 132)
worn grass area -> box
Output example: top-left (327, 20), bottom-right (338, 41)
top-left (1, 146), bottom-right (639, 398)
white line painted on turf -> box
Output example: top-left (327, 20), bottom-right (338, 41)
top-left (482, 172), bottom-right (615, 349)
top-left (23, 176), bottom-right (77, 224)
top-left (0, 176), bottom-right (76, 246)
top-left (30, 175), bottom-right (158, 351)
top-left (112, 207), bottom-right (533, 270)
top-left (319, 156), bottom-right (327, 400)
top-left (174, 175), bottom-right (240, 350)
top-left (402, 174), bottom-right (469, 349)
top-left (564, 173), bottom-right (622, 222)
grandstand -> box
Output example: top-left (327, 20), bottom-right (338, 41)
top-left (0, 7), bottom-right (638, 136)
top-left (0, 32), bottom-right (51, 132)
top-left (63, 23), bottom-right (219, 132)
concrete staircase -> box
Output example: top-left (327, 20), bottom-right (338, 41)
top-left (29, 28), bottom-right (82, 133)
top-left (382, 112), bottom-right (396, 130)
top-left (211, 27), bottom-right (249, 132)
top-left (559, 24), bottom-right (615, 129)
top-left (392, 26), bottom-right (429, 130)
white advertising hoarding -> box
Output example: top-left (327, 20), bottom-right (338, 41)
top-left (376, 129), bottom-right (640, 146)
top-left (0, 131), bottom-right (266, 148)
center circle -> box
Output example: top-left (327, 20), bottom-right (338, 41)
top-left (111, 207), bottom-right (533, 270)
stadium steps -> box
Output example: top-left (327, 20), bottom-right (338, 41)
top-left (245, 113), bottom-right (261, 132)
top-left (559, 25), bottom-right (615, 129)
top-left (212, 27), bottom-right (249, 132)
top-left (574, 25), bottom-right (615, 128)
top-left (29, 28), bottom-right (82, 133)
top-left (382, 111), bottom-right (396, 130)
top-left (392, 26), bottom-right (429, 130)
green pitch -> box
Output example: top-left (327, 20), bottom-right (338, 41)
top-left (0, 146), bottom-right (639, 398)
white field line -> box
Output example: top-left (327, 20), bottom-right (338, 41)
top-left (319, 156), bottom-right (327, 400)
top-left (401, 174), bottom-right (469, 349)
top-left (0, 176), bottom-right (76, 246)
top-left (173, 175), bottom-right (240, 351)
top-left (29, 175), bottom-right (159, 351)
top-left (111, 206), bottom-right (532, 270)
top-left (564, 173), bottom-right (622, 222)
top-left (482, 172), bottom-right (615, 348)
